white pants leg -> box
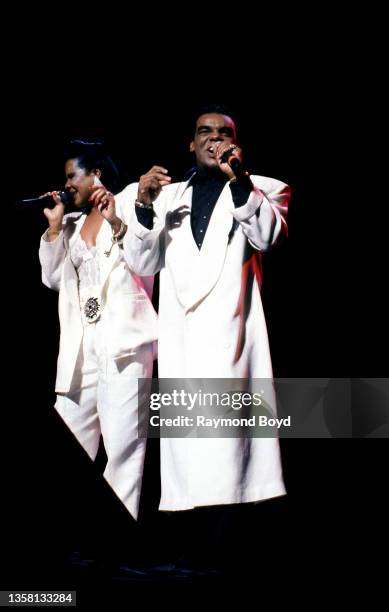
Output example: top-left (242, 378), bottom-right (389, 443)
top-left (55, 325), bottom-right (101, 461)
top-left (97, 347), bottom-right (152, 520)
top-left (55, 322), bottom-right (153, 519)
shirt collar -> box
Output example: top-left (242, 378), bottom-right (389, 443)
top-left (189, 166), bottom-right (229, 186)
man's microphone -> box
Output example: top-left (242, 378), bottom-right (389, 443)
top-left (219, 147), bottom-right (244, 178)
top-left (16, 191), bottom-right (74, 208)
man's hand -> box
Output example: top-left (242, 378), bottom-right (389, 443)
top-left (215, 143), bottom-right (243, 180)
top-left (137, 166), bottom-right (171, 205)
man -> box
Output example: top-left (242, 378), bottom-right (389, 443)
top-left (122, 105), bottom-right (291, 565)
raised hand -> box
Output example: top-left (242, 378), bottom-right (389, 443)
top-left (137, 166), bottom-right (171, 206)
top-left (43, 191), bottom-right (65, 240)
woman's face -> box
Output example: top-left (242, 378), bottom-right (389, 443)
top-left (64, 158), bottom-right (97, 207)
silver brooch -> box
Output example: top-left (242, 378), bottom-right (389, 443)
top-left (84, 297), bottom-right (101, 323)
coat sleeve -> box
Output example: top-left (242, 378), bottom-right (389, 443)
top-left (121, 183), bottom-right (168, 276)
top-left (38, 212), bottom-right (81, 291)
top-left (231, 176), bottom-right (290, 251)
top-left (114, 184), bottom-right (157, 296)
top-left (39, 225), bottom-right (68, 292)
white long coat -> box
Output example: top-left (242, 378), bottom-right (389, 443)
top-left (39, 196), bottom-right (157, 393)
top-left (122, 175), bottom-right (291, 510)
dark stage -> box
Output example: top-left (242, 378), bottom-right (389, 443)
top-left (2, 42), bottom-right (386, 605)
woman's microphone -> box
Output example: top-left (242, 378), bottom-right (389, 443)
top-left (16, 191), bottom-right (74, 208)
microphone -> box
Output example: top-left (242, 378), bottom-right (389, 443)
top-left (219, 147), bottom-right (244, 177)
top-left (16, 191), bottom-right (74, 208)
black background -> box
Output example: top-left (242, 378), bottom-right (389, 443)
top-left (2, 10), bottom-right (387, 603)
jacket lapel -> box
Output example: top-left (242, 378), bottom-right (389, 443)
top-left (98, 219), bottom-right (121, 291)
top-left (189, 182), bottom-right (233, 306)
top-left (166, 180), bottom-right (233, 312)
top-left (64, 214), bottom-right (85, 307)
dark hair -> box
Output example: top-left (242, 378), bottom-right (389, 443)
top-left (188, 103), bottom-right (239, 142)
top-left (63, 140), bottom-right (120, 192)
top-left (192, 103), bottom-right (238, 127)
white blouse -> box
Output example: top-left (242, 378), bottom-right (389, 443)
top-left (70, 233), bottom-right (102, 325)
top-left (70, 233), bottom-right (100, 288)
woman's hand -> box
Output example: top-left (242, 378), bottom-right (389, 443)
top-left (89, 186), bottom-right (122, 231)
top-left (43, 192), bottom-right (65, 240)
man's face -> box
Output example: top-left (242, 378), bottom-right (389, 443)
top-left (190, 113), bottom-right (237, 169)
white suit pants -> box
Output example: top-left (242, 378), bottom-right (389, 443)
top-left (55, 321), bottom-right (153, 519)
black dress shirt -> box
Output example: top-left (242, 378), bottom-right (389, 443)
top-left (135, 167), bottom-right (253, 249)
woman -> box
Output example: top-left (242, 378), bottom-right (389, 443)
top-left (39, 140), bottom-right (157, 519)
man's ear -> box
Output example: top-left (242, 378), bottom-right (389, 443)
top-left (189, 141), bottom-right (195, 153)
top-left (93, 168), bottom-right (102, 178)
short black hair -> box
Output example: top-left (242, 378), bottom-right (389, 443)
top-left (188, 103), bottom-right (239, 141)
top-left (63, 140), bottom-right (120, 192)
top-left (193, 103), bottom-right (238, 126)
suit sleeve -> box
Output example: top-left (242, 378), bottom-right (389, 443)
top-left (114, 184), bottom-right (157, 297)
top-left (231, 176), bottom-right (290, 251)
top-left (121, 183), bottom-right (168, 276)
top-left (38, 219), bottom-right (70, 291)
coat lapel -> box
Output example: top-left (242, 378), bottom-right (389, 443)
top-left (98, 219), bottom-right (121, 291)
top-left (64, 214), bottom-right (85, 307)
top-left (189, 182), bottom-right (233, 307)
top-left (166, 180), bottom-right (233, 312)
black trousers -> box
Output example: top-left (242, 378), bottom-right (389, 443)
top-left (153, 496), bottom-right (288, 571)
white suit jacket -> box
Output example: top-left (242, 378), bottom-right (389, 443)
top-left (121, 174), bottom-right (291, 511)
top-left (122, 174), bottom-right (290, 378)
top-left (39, 195), bottom-right (157, 393)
